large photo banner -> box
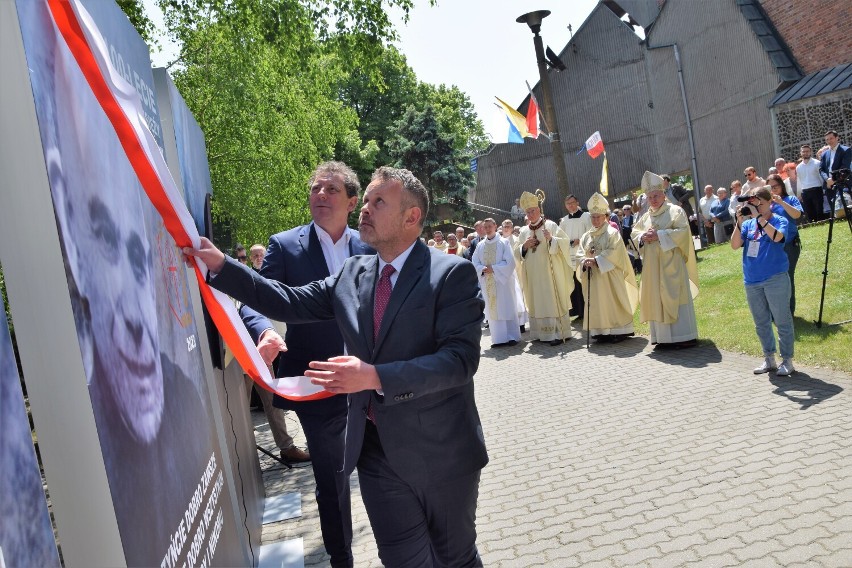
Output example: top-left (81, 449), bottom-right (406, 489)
top-left (0, 310), bottom-right (61, 568)
top-left (14, 1), bottom-right (243, 565)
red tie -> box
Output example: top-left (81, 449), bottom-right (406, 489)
top-left (368, 264), bottom-right (395, 424)
top-left (373, 264), bottom-right (396, 341)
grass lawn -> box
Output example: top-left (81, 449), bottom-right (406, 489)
top-left (633, 220), bottom-right (852, 372)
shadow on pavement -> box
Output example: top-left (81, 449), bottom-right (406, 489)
top-left (645, 340), bottom-right (724, 368)
top-left (583, 335), bottom-right (649, 358)
top-left (769, 373), bottom-right (844, 410)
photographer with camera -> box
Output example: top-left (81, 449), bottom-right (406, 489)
top-left (731, 187), bottom-right (795, 376)
top-left (767, 174), bottom-right (803, 315)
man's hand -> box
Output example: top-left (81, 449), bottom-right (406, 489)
top-left (826, 178), bottom-right (835, 188)
top-left (305, 356), bottom-right (381, 394)
top-left (641, 227), bottom-right (658, 243)
top-left (257, 329), bottom-right (287, 365)
top-left (523, 235), bottom-right (539, 251)
top-left (182, 237), bottom-right (226, 273)
top-left (582, 257), bottom-right (597, 269)
top-left (482, 266), bottom-right (494, 275)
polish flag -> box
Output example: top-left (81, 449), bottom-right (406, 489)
top-left (526, 93), bottom-right (540, 139)
top-left (584, 131), bottom-right (605, 159)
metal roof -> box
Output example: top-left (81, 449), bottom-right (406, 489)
top-left (736, 0), bottom-right (803, 86)
top-left (770, 63), bottom-right (852, 106)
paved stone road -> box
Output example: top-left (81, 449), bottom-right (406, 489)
top-left (259, 325), bottom-right (852, 567)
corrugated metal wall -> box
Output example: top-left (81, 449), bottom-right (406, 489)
top-left (475, 0), bottom-right (786, 219)
top-left (647, 0), bottom-right (780, 187)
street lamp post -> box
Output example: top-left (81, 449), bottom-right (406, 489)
top-left (517, 10), bottom-right (570, 201)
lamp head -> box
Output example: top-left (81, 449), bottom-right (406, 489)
top-left (516, 10), bottom-right (551, 34)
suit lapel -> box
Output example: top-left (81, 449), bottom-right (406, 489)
top-left (374, 242), bottom-right (428, 352)
top-left (357, 256), bottom-right (379, 353)
top-left (300, 224), bottom-right (330, 279)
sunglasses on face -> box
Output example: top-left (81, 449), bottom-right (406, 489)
top-left (237, 255), bottom-right (247, 261)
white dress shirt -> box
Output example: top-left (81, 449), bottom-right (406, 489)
top-left (313, 222), bottom-right (352, 275)
top-left (796, 158), bottom-right (822, 189)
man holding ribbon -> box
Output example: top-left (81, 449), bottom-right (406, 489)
top-left (186, 166), bottom-right (488, 568)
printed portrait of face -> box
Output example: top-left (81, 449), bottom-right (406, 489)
top-left (43, 34), bottom-right (164, 444)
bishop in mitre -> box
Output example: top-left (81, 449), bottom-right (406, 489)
top-left (576, 193), bottom-right (639, 343)
top-left (513, 190), bottom-right (574, 346)
top-left (631, 172), bottom-right (699, 349)
top-left (472, 218), bottom-right (521, 347)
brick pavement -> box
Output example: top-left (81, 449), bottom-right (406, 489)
top-left (257, 324), bottom-right (852, 567)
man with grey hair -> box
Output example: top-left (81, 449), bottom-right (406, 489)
top-left (189, 166), bottom-right (488, 567)
top-left (699, 185), bottom-right (717, 245)
top-left (710, 187), bottom-right (733, 244)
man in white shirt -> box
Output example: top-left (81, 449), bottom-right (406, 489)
top-left (559, 194), bottom-right (592, 319)
top-left (698, 185), bottom-right (717, 245)
top-left (796, 144), bottom-right (824, 222)
top-left (239, 161), bottom-right (373, 567)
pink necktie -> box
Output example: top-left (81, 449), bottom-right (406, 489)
top-left (373, 264), bottom-right (396, 341)
top-left (368, 264), bottom-right (395, 424)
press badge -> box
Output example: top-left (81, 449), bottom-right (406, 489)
top-left (747, 240), bottom-right (760, 257)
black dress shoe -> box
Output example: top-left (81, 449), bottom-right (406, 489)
top-left (548, 338), bottom-right (564, 346)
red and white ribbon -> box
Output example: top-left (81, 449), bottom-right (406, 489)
top-left (44, 0), bottom-right (331, 401)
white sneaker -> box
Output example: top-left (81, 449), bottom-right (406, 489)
top-left (753, 357), bottom-right (777, 374)
top-left (777, 360), bottom-right (795, 376)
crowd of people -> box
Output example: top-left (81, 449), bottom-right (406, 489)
top-left (424, 171), bottom-right (701, 350)
top-left (179, 129), bottom-right (849, 567)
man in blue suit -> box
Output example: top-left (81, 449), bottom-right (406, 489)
top-left (240, 161), bottom-right (373, 568)
top-left (189, 166), bottom-right (488, 567)
top-left (820, 130), bottom-right (851, 219)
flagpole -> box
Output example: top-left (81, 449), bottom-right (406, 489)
top-left (526, 80), bottom-right (550, 134)
top-left (518, 12), bottom-right (571, 202)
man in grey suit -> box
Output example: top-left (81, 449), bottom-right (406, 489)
top-left (187, 167), bottom-right (488, 567)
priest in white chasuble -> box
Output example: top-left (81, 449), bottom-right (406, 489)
top-left (576, 193), bottom-right (639, 343)
top-left (472, 218), bottom-right (521, 347)
top-left (631, 172), bottom-right (700, 349)
top-left (513, 190), bottom-right (574, 346)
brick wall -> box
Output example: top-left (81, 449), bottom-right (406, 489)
top-left (760, 0), bottom-right (852, 74)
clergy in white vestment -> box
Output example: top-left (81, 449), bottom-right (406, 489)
top-left (631, 172), bottom-right (699, 349)
top-left (576, 193), bottom-right (639, 343)
top-left (473, 218), bottom-right (521, 347)
top-left (513, 190), bottom-right (574, 346)
top-left (500, 219), bottom-right (529, 330)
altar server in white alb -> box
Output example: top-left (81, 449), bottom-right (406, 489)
top-left (513, 190), bottom-right (574, 346)
top-left (473, 218), bottom-right (521, 347)
top-left (631, 171), bottom-right (699, 349)
top-left (575, 193), bottom-right (639, 344)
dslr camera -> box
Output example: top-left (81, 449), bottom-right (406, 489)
top-left (736, 194), bottom-right (755, 217)
top-left (832, 168), bottom-right (851, 190)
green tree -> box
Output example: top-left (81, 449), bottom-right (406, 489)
top-left (334, 43), bottom-right (420, 175)
top-left (156, 1), bottom-right (370, 244)
top-left (421, 83), bottom-right (490, 157)
top-left (117, 0), bottom-right (158, 46)
top-left (386, 104), bottom-right (474, 224)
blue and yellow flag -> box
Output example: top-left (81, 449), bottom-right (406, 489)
top-left (495, 96), bottom-right (529, 143)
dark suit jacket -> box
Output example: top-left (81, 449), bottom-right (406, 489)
top-left (241, 224), bottom-right (372, 392)
top-left (214, 240), bottom-right (488, 488)
top-left (820, 144), bottom-right (851, 186)
top-left (670, 183), bottom-right (695, 216)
